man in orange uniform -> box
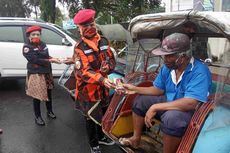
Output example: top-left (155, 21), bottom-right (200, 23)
top-left (65, 9), bottom-right (116, 153)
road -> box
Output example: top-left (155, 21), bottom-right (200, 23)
top-left (0, 79), bottom-right (123, 153)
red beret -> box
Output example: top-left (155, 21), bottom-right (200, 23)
top-left (74, 9), bottom-right (96, 25)
top-left (26, 26), bottom-right (41, 34)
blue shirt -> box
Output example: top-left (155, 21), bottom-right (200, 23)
top-left (153, 58), bottom-right (212, 102)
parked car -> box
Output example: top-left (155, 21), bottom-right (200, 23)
top-left (0, 17), bottom-right (77, 78)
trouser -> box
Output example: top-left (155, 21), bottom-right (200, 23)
top-left (85, 106), bottom-right (107, 147)
top-left (132, 95), bottom-right (194, 137)
top-left (85, 118), bottom-right (104, 147)
top-left (33, 89), bottom-right (53, 118)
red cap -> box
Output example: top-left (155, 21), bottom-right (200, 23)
top-left (26, 26), bottom-right (41, 34)
top-left (74, 9), bottom-right (96, 25)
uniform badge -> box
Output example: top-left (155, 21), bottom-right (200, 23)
top-left (75, 60), bottom-right (81, 70)
top-left (23, 47), bottom-right (30, 53)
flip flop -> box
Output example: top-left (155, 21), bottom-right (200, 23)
top-left (116, 137), bottom-right (139, 150)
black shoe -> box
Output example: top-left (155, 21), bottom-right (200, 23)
top-left (90, 146), bottom-right (101, 153)
top-left (35, 116), bottom-right (45, 126)
top-left (47, 112), bottom-right (56, 119)
top-left (98, 136), bottom-right (115, 146)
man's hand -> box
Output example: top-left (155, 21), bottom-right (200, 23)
top-left (63, 57), bottom-right (74, 64)
top-left (122, 84), bottom-right (137, 94)
top-left (145, 105), bottom-right (157, 128)
top-left (103, 78), bottom-right (116, 88)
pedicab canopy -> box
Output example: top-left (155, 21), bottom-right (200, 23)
top-left (97, 24), bottom-right (132, 45)
top-left (129, 11), bottom-right (230, 40)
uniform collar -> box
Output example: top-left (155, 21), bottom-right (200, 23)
top-left (81, 33), bottom-right (101, 51)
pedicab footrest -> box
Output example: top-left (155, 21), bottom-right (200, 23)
top-left (58, 64), bottom-right (76, 95)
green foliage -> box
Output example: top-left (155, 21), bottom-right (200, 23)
top-left (0, 0), bottom-right (63, 26)
top-left (0, 0), bottom-right (32, 17)
top-left (0, 0), bottom-right (164, 27)
top-left (58, 0), bottom-right (81, 18)
top-left (110, 0), bottom-right (163, 23)
top-left (59, 0), bottom-right (163, 24)
top-left (40, 0), bottom-right (56, 23)
top-left (55, 7), bottom-right (64, 26)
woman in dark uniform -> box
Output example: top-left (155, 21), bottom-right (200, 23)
top-left (23, 25), bottom-right (60, 126)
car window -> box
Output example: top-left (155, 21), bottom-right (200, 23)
top-left (41, 28), bottom-right (63, 45)
top-left (53, 24), bottom-right (78, 41)
top-left (0, 26), bottom-right (24, 43)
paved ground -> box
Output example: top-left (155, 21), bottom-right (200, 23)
top-left (0, 79), bottom-right (123, 153)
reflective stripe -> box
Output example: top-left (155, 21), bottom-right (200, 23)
top-left (44, 47), bottom-right (48, 50)
top-left (84, 49), bottom-right (93, 54)
top-left (100, 45), bottom-right (109, 50)
top-left (34, 48), bottom-right (39, 51)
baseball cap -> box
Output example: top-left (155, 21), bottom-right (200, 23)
top-left (152, 33), bottom-right (190, 56)
top-left (74, 9), bottom-right (96, 25)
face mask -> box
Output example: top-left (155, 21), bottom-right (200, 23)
top-left (31, 37), bottom-right (41, 45)
top-left (165, 62), bottom-right (178, 69)
top-left (164, 55), bottom-right (182, 70)
top-left (83, 27), bottom-right (97, 38)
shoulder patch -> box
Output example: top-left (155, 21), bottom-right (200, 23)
top-left (23, 47), bottom-right (30, 53)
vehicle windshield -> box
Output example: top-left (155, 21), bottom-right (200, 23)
top-left (53, 24), bottom-right (79, 41)
top-left (205, 37), bottom-right (230, 98)
top-left (125, 38), bottom-right (161, 74)
top-left (180, 36), bottom-right (230, 132)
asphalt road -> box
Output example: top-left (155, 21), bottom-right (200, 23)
top-left (0, 79), bottom-right (123, 153)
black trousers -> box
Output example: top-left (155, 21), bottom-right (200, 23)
top-left (33, 89), bottom-right (53, 118)
top-left (85, 106), bottom-right (107, 147)
top-left (85, 118), bottom-right (104, 147)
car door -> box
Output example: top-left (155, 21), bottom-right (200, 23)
top-left (40, 27), bottom-right (75, 77)
top-left (0, 25), bottom-right (26, 77)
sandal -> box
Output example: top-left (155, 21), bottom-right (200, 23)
top-left (117, 137), bottom-right (139, 150)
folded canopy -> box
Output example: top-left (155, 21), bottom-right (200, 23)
top-left (129, 11), bottom-right (230, 40)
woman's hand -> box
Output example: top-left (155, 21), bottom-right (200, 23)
top-left (63, 57), bottom-right (74, 65)
top-left (49, 58), bottom-right (61, 64)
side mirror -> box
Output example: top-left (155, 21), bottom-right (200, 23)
top-left (62, 38), bottom-right (72, 46)
top-left (204, 58), bottom-right (212, 63)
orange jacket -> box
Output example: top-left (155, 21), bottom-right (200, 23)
top-left (73, 35), bottom-right (116, 102)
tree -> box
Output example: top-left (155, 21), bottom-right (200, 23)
top-left (0, 0), bottom-right (32, 17)
top-left (55, 7), bottom-right (64, 26)
top-left (58, 0), bottom-right (163, 24)
top-left (40, 0), bottom-right (56, 23)
top-left (29, 0), bottom-right (40, 18)
top-left (58, 0), bottom-right (81, 18)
